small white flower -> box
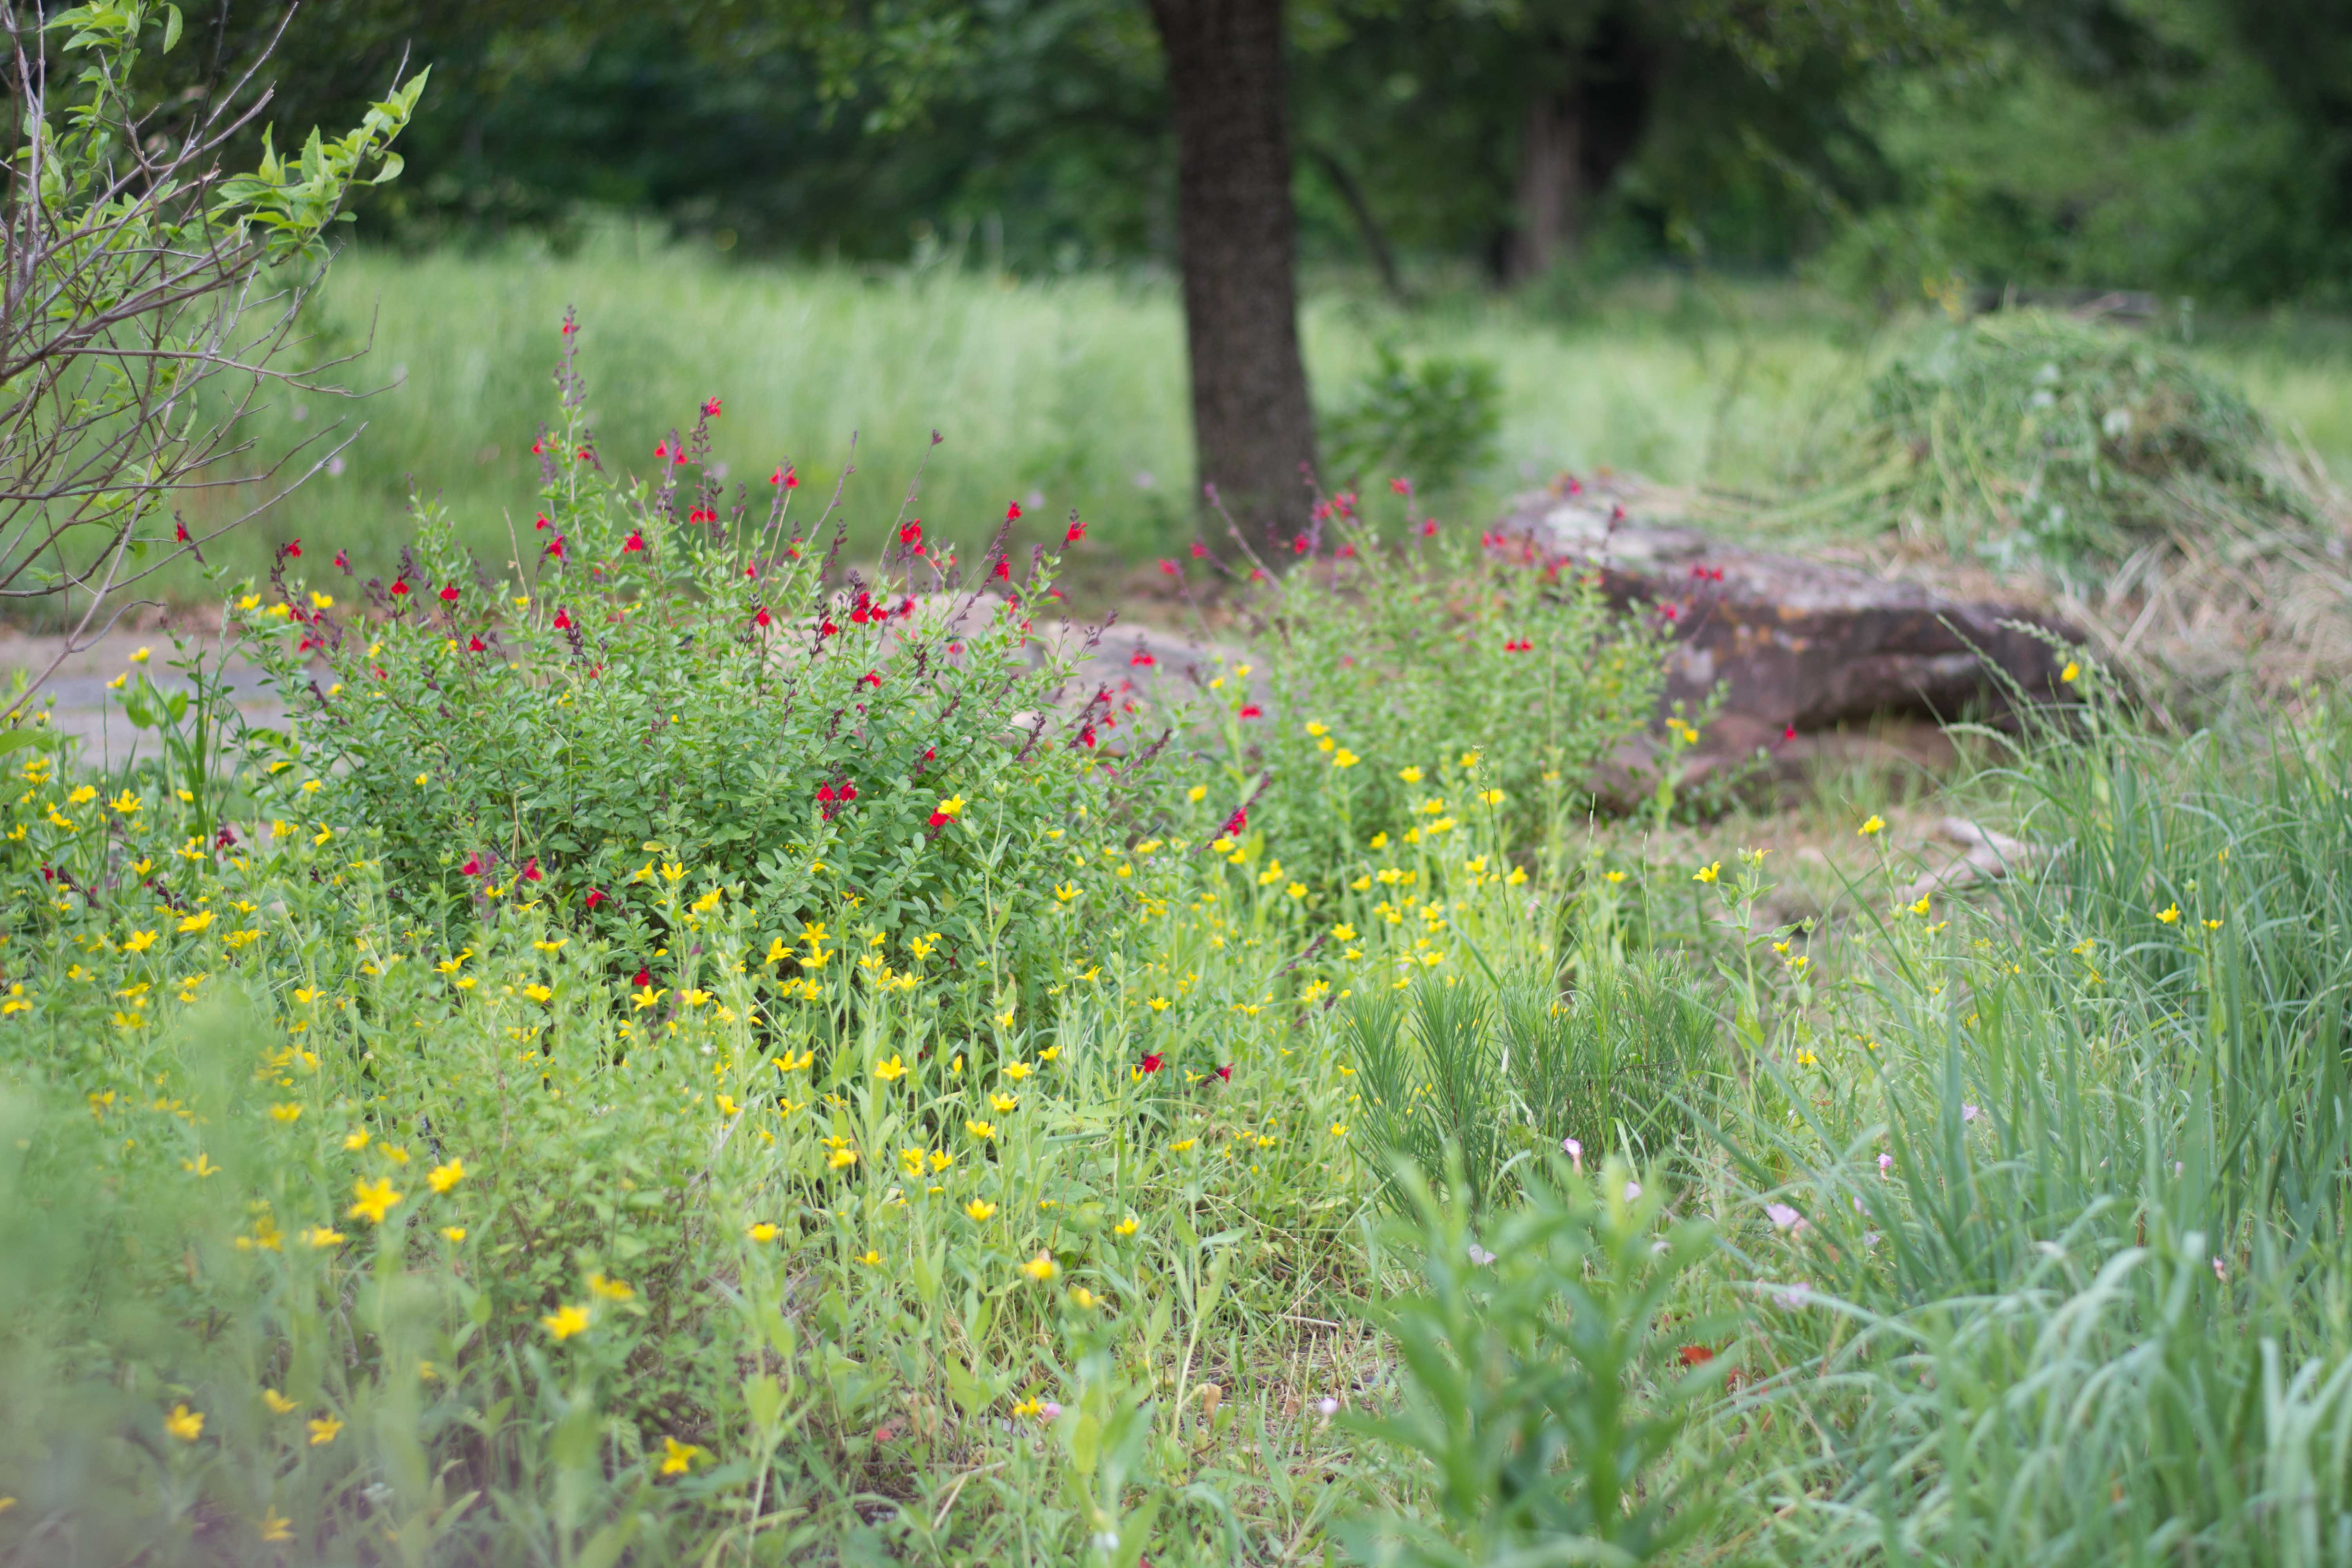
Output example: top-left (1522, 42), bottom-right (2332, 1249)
top-left (1771, 1281), bottom-right (1813, 1309)
top-left (1466, 1243), bottom-right (1496, 1267)
top-left (1623, 1181), bottom-right (1642, 1202)
top-left (1316, 1396), bottom-right (1339, 1416)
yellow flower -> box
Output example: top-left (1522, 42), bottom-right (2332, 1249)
top-left (1003, 1062), bottom-right (1033, 1081)
top-left (441, 1227), bottom-right (467, 1242)
top-left (270, 1103), bottom-right (303, 1123)
top-left (428, 1159), bottom-right (465, 1194)
top-left (748, 1222), bottom-right (780, 1242)
top-left (991, 1092), bottom-right (1019, 1113)
top-left (966, 1120), bottom-right (996, 1141)
top-left (873, 1054), bottom-right (907, 1082)
top-left (164, 1403), bottom-right (204, 1441)
top-left (827, 1147), bottom-right (858, 1169)
top-left (2204, 916), bottom-right (2224, 931)
top-left (661, 861), bottom-right (686, 884)
top-left (341, 1129), bottom-right (370, 1152)
top-left (259, 1510), bottom-right (292, 1544)
top-left (1054, 882), bottom-right (1079, 904)
top-left (1172, 1138), bottom-right (1196, 1152)
top-left (2156, 904), bottom-right (2181, 924)
top-left (542, 1304), bottom-right (590, 1340)
top-left (1114, 1212), bottom-right (1138, 1237)
top-left (2060, 660), bottom-right (2080, 683)
top-left (301, 1226), bottom-right (343, 1249)
top-left (178, 909), bottom-right (215, 933)
top-left (307, 1414), bottom-right (343, 1446)
top-left (935, 795), bottom-right (965, 819)
top-left (1187, 784), bottom-right (1207, 802)
top-left (1332, 749), bottom-right (1358, 768)
top-left (415, 773), bottom-right (429, 786)
top-left (965, 1199), bottom-right (998, 1221)
top-left (263, 1388), bottom-right (298, 1414)
top-left (1604, 870), bottom-right (1626, 884)
top-left (346, 1177), bottom-right (402, 1225)
top-left (1148, 996), bottom-right (1169, 1012)
top-left (124, 929), bottom-right (158, 953)
top-left (523, 982), bottom-right (554, 1004)
top-left (1693, 862), bottom-right (1719, 884)
top-left (1398, 767), bottom-right (1422, 784)
top-left (1911, 896), bottom-right (1932, 916)
top-left (1287, 882), bottom-right (1306, 899)
top-left (1859, 814), bottom-right (1885, 837)
top-left (1020, 1250), bottom-right (1058, 1282)
top-left (1069, 1285), bottom-right (1099, 1310)
top-left (1476, 788), bottom-right (1505, 806)
top-left (660, 1436), bottom-right (704, 1475)
top-left (130, 646), bottom-right (151, 664)
top-left (109, 789), bottom-right (141, 815)
top-left (106, 673), bottom-right (127, 690)
top-left (588, 1271), bottom-right (634, 1301)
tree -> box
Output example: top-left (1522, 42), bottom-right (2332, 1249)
top-left (1146, 0), bottom-right (1318, 536)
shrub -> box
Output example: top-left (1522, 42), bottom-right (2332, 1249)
top-left (241, 322), bottom-right (1158, 1010)
top-left (1322, 341), bottom-right (1502, 495)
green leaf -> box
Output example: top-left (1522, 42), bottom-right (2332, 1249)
top-left (160, 4), bottom-right (181, 53)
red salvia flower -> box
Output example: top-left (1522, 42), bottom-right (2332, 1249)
top-left (1005, 501), bottom-right (1022, 522)
top-left (334, 549), bottom-right (350, 570)
top-left (1419, 518), bottom-right (1438, 538)
top-left (1292, 535), bottom-right (1310, 555)
top-left (1065, 518), bottom-right (1086, 544)
top-left (753, 606), bottom-right (772, 628)
top-left (586, 889), bottom-right (608, 909)
top-left (993, 559), bottom-right (1011, 581)
top-left (861, 670), bottom-right (882, 687)
top-left (459, 856), bottom-right (483, 876)
top-left (702, 397), bottom-right (722, 418)
top-left (820, 619), bottom-right (839, 638)
top-left (391, 579), bottom-right (410, 596)
top-left (817, 785), bottom-right (835, 802)
top-left (1158, 559), bottom-right (1179, 577)
top-left (622, 531), bottom-right (646, 554)
top-left (439, 584), bottom-right (459, 603)
top-left (1219, 807), bottom-right (1247, 837)
top-left (1190, 540), bottom-right (1208, 559)
top-left (545, 537), bottom-right (565, 559)
top-left (1216, 1064), bottom-right (1232, 1081)
top-left (286, 540), bottom-right (302, 557)
top-left (1390, 476), bottom-right (1413, 497)
top-left (175, 521), bottom-right (190, 542)
top-left (1130, 650), bottom-right (1156, 668)
top-left (535, 514), bottom-right (551, 531)
top-left (468, 635), bottom-right (488, 653)
top-left (553, 609), bottom-right (572, 630)
top-left (1139, 1054), bottom-right (1164, 1074)
top-left (633, 968), bottom-right (651, 987)
top-left (654, 441), bottom-right (670, 461)
top-left (1238, 704), bottom-right (1262, 719)
top-left (927, 809), bottom-right (950, 828)
top-left (521, 858), bottom-right (542, 882)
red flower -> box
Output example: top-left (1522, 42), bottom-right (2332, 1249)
top-left (817, 785), bottom-right (835, 802)
top-left (927, 809), bottom-right (950, 828)
top-left (535, 514), bottom-right (551, 531)
top-left (439, 584), bottom-right (459, 603)
top-left (1189, 541), bottom-right (1208, 559)
top-left (175, 521), bottom-right (190, 542)
top-left (622, 531), bottom-right (646, 554)
top-left (1158, 559), bottom-right (1179, 577)
top-left (1292, 535), bottom-right (1310, 555)
top-left (586, 889), bottom-right (608, 910)
top-left (820, 619), bottom-right (839, 638)
top-left (1780, 724), bottom-right (1798, 744)
top-left (753, 606), bottom-right (772, 628)
top-left (861, 670), bottom-right (882, 687)
top-left (1390, 476), bottom-right (1413, 497)
top-left (1130, 650), bottom-right (1156, 668)
top-left (1567, 474), bottom-right (1584, 496)
top-left (1679, 1345), bottom-right (1715, 1367)
top-left (1219, 807), bottom-right (1247, 837)
top-left (333, 549), bottom-right (350, 570)
top-left (1139, 1054), bottom-right (1164, 1074)
top-left (1065, 518), bottom-right (1086, 544)
top-left (391, 579), bottom-right (409, 596)
top-left (286, 540), bottom-right (302, 557)
top-left (521, 858), bottom-right (542, 882)
top-left (1080, 724), bottom-right (1098, 747)
top-left (1419, 518), bottom-right (1438, 538)
top-left (561, 318), bottom-right (576, 337)
top-left (1238, 704), bottom-right (1262, 719)
top-left (653, 441), bottom-right (670, 461)
top-left (545, 537), bottom-right (565, 558)
top-left (689, 506), bottom-right (717, 525)
top-left (459, 856), bottom-right (483, 876)
top-left (839, 782), bottom-right (857, 802)
top-left (468, 635), bottom-right (488, 653)
top-left (553, 609), bottom-right (572, 630)
top-left (772, 465), bottom-right (797, 488)
top-left (702, 397), bottom-right (722, 418)
top-left (633, 968), bottom-right (651, 987)
top-left (993, 559), bottom-right (1011, 581)
top-left (1216, 1063), bottom-right (1232, 1081)
top-left (1005, 501), bottom-right (1022, 522)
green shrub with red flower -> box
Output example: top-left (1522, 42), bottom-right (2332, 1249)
top-left (237, 322), bottom-right (1163, 1013)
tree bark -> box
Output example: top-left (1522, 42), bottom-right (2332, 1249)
top-left (1147, 0), bottom-right (1318, 547)
top-left (1508, 91), bottom-right (1584, 284)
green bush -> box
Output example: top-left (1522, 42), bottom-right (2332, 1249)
top-left (243, 323), bottom-right (1156, 1008)
top-left (1322, 342), bottom-right (1503, 495)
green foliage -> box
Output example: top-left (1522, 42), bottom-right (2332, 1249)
top-left (1826, 311), bottom-right (2321, 584)
top-left (242, 325), bottom-right (1154, 1003)
top-left (1338, 1156), bottom-right (1723, 1567)
top-left (1322, 343), bottom-right (1502, 495)
top-left (1344, 956), bottom-right (1721, 1212)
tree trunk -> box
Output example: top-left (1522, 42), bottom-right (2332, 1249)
top-left (1508, 91), bottom-right (1583, 284)
top-left (1147, 0), bottom-right (1318, 548)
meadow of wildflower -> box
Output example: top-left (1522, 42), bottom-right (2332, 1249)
top-left (6, 316), bottom-right (2352, 1567)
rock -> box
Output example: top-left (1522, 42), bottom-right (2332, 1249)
top-left (1497, 493), bottom-right (2083, 733)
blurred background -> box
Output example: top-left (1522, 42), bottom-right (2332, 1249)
top-left (125, 0), bottom-right (2352, 603)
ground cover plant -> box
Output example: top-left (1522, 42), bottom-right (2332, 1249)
top-left (8, 319), bottom-right (2352, 1565)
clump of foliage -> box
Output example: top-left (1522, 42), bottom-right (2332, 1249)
top-left (243, 322), bottom-right (1159, 1002)
top-left (1322, 343), bottom-right (1503, 495)
top-left (1831, 311), bottom-right (2323, 587)
top-left (1178, 496), bottom-right (1669, 884)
